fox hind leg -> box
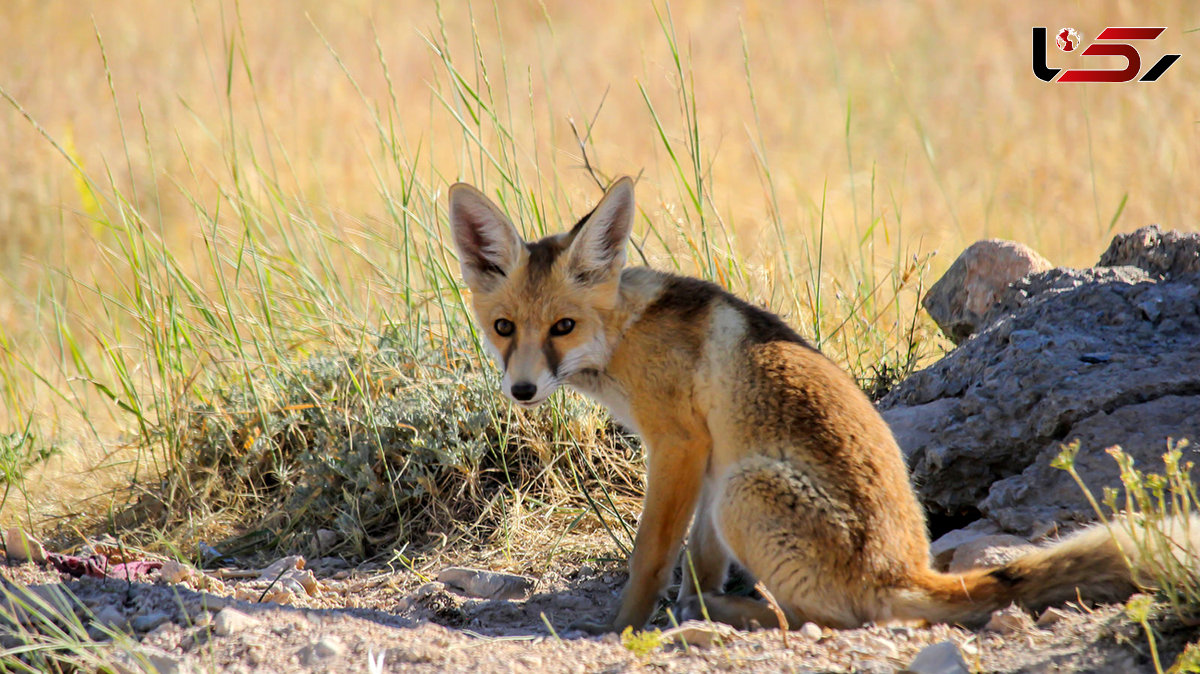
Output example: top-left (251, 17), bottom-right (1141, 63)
top-left (706, 455), bottom-right (865, 629)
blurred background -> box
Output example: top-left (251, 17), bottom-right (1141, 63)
top-left (0, 1), bottom-right (1197, 546)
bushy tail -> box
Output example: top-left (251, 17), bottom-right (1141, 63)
top-left (894, 515), bottom-right (1200, 626)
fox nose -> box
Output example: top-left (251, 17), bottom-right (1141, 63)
top-left (510, 382), bottom-right (537, 402)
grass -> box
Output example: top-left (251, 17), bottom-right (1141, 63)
top-left (1055, 439), bottom-right (1200, 673)
top-left (0, 1), bottom-right (954, 555)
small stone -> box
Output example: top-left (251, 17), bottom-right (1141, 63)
top-left (799, 622), bottom-right (822, 640)
top-left (661, 620), bottom-right (739, 648)
top-left (213, 607), bottom-right (260, 636)
top-left (437, 567), bottom-right (534, 601)
top-left (860, 634), bottom-right (899, 659)
top-left (131, 611), bottom-right (171, 633)
top-left (5, 528), bottom-right (47, 564)
top-left (902, 640), bottom-right (969, 674)
top-left (985, 605), bottom-right (1032, 634)
top-left (314, 529), bottom-right (339, 551)
top-left (313, 635), bottom-right (345, 658)
top-left (93, 605), bottom-right (128, 631)
top-left (1036, 606), bottom-right (1073, 627)
top-left (946, 534), bottom-right (1031, 573)
top-left (415, 581), bottom-right (445, 597)
top-left (299, 635), bottom-right (346, 664)
top-left (144, 649), bottom-right (190, 674)
top-left (159, 560), bottom-right (196, 584)
top-left (256, 555), bottom-right (305, 582)
top-left (260, 586), bottom-right (297, 605)
top-left (281, 569), bottom-right (321, 596)
top-left (928, 520), bottom-right (1003, 570)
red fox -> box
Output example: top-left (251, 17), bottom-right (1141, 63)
top-left (449, 176), bottom-right (1173, 632)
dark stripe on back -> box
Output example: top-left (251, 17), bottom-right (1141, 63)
top-left (726, 294), bottom-right (810, 346)
top-left (645, 275), bottom-right (721, 319)
top-left (648, 274), bottom-right (811, 347)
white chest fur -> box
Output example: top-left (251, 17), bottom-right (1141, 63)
top-left (569, 372), bottom-right (640, 435)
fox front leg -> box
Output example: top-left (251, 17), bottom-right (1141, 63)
top-left (572, 426), bottom-right (709, 634)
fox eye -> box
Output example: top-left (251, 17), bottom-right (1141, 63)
top-left (494, 318), bottom-right (515, 337)
top-left (549, 318), bottom-right (575, 336)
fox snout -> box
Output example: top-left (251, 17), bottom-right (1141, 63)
top-left (510, 381), bottom-right (537, 401)
top-left (500, 346), bottom-right (557, 407)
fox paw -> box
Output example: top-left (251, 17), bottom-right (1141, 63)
top-left (674, 594), bottom-right (704, 623)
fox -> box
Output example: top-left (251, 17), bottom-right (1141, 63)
top-left (448, 176), bottom-right (1183, 633)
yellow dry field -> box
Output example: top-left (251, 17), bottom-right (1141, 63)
top-left (0, 1), bottom-right (1197, 523)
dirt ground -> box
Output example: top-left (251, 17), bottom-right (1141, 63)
top-left (3, 549), bottom-right (1195, 674)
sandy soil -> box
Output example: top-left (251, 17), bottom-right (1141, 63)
top-left (3, 552), bottom-right (1191, 673)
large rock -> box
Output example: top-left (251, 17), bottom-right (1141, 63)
top-left (922, 239), bottom-right (1052, 344)
top-left (883, 229), bottom-right (1200, 534)
top-left (1098, 224), bottom-right (1200, 277)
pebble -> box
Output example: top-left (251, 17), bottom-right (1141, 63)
top-left (131, 611), bottom-right (171, 632)
top-left (213, 607), bottom-right (260, 636)
top-left (93, 605), bottom-right (128, 630)
top-left (313, 635), bottom-right (345, 658)
top-left (256, 555), bottom-right (306, 581)
top-left (438, 567), bottom-right (534, 601)
top-left (4, 528), bottom-right (47, 564)
top-left (661, 620), bottom-right (739, 648)
top-left (985, 605), bottom-right (1032, 634)
top-left (1036, 606), bottom-right (1072, 627)
top-left (799, 622), bottom-right (822, 640)
top-left (903, 640), bottom-right (970, 674)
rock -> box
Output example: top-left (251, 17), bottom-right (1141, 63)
top-left (661, 620), bottom-right (739, 648)
top-left (922, 239), bottom-right (1052, 343)
top-left (144, 650), bottom-right (190, 674)
top-left (5, 528), bottom-right (47, 564)
top-left (313, 635), bottom-right (345, 658)
top-left (314, 529), bottom-right (339, 551)
top-left (159, 560), bottom-right (194, 584)
top-left (437, 567), bottom-right (534, 601)
top-left (1098, 224), bottom-right (1200, 278)
top-left (902, 640), bottom-right (970, 674)
top-left (981, 395), bottom-right (1200, 532)
top-left (985, 605), bottom-right (1032, 634)
top-left (110, 647), bottom-right (190, 674)
top-left (213, 607), bottom-right (260, 636)
top-left (93, 605), bottom-right (128, 631)
top-left (281, 568), bottom-right (320, 596)
top-left (929, 520), bottom-right (1002, 570)
top-left (1037, 606), bottom-right (1074, 627)
top-left (159, 560), bottom-right (224, 591)
top-left (880, 232), bottom-right (1200, 531)
top-left (882, 399), bottom-right (960, 461)
top-left (256, 555), bottom-right (305, 581)
top-left (798, 622), bottom-right (822, 640)
top-left (850, 634), bottom-right (899, 660)
top-left (946, 534), bottom-right (1031, 573)
top-left (131, 611), bottom-right (171, 633)
top-left (299, 635), bottom-right (346, 664)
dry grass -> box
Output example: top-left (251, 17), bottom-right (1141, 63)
top-left (0, 1), bottom-right (1198, 552)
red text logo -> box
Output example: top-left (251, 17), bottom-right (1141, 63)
top-left (1033, 27), bottom-right (1181, 83)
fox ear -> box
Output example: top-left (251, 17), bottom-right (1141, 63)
top-left (567, 176), bottom-right (634, 284)
top-left (448, 183), bottom-right (525, 290)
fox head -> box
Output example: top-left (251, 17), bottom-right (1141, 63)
top-left (448, 177), bottom-right (635, 407)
